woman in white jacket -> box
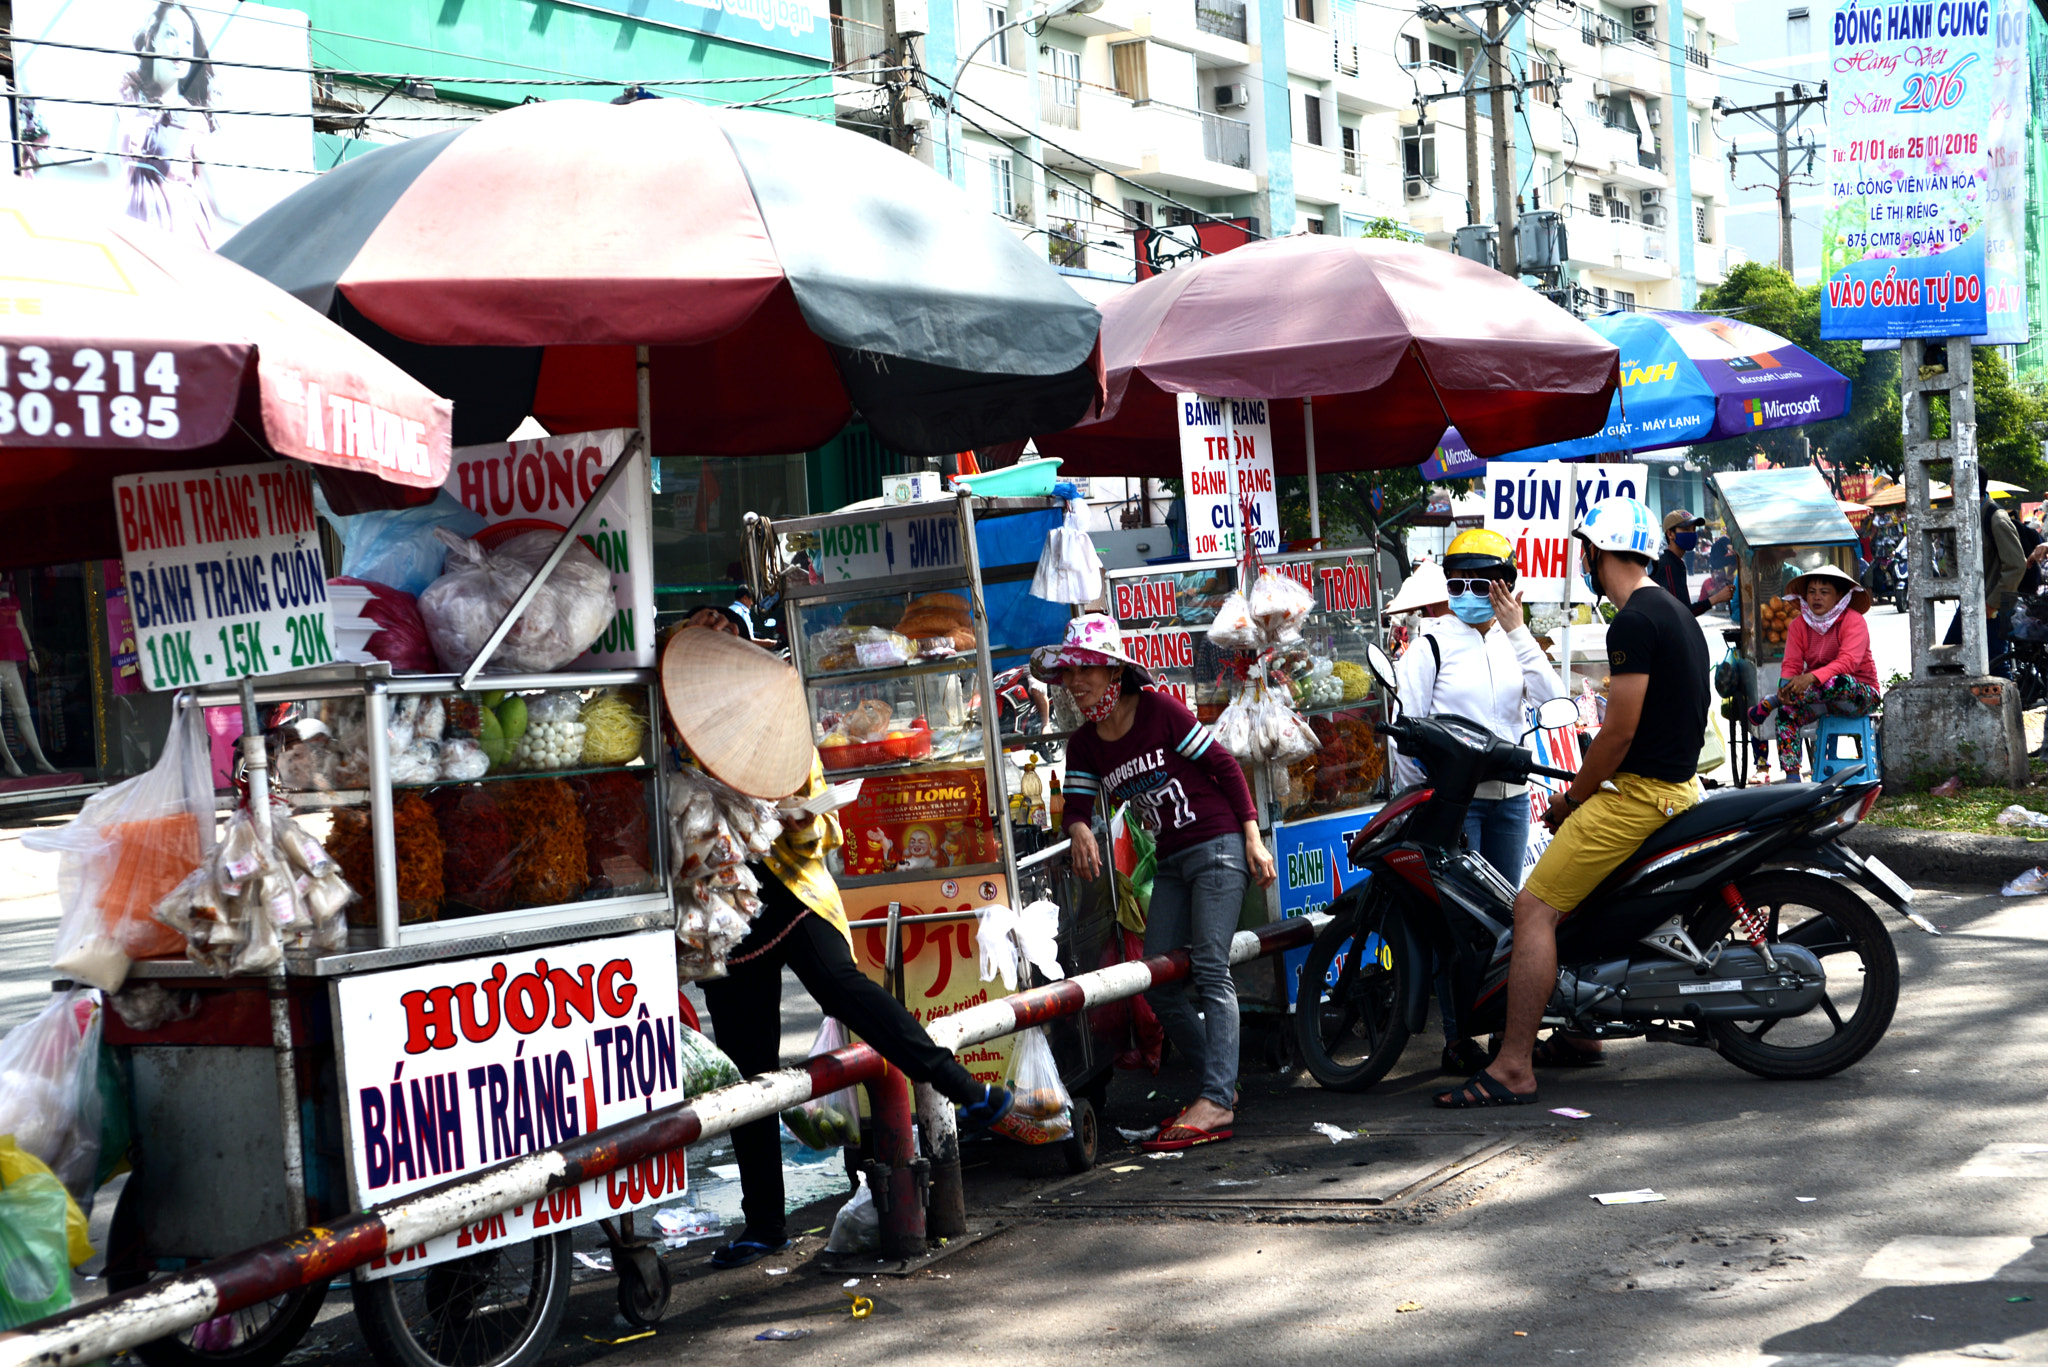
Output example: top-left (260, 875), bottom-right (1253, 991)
top-left (1390, 530), bottom-right (1564, 1071)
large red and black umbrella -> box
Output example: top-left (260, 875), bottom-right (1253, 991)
top-left (1034, 235), bottom-right (1619, 476)
top-left (222, 98), bottom-right (1103, 457)
top-left (0, 177), bottom-right (452, 570)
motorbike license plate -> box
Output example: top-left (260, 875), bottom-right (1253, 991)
top-left (1863, 855), bottom-right (1916, 905)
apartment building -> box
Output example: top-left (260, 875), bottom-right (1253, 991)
top-left (876, 0), bottom-right (1745, 307)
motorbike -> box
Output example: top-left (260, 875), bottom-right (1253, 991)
top-left (1294, 648), bottom-right (1932, 1091)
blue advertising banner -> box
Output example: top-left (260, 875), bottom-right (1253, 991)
top-left (1276, 807), bottom-right (1381, 1008)
top-left (1822, 0), bottom-right (2030, 341)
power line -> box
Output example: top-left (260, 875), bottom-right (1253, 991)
top-left (14, 93), bottom-right (485, 120)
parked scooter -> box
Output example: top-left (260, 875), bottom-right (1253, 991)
top-left (1294, 647), bottom-right (1933, 1091)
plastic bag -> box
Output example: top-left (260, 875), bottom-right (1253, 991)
top-left (2002, 866), bottom-right (2048, 896)
top-left (328, 578), bottom-right (437, 672)
top-left (826, 1172), bottom-right (879, 1254)
top-left (1029, 500), bottom-right (1104, 604)
top-left (1208, 592), bottom-right (1260, 652)
top-left (334, 492), bottom-right (486, 598)
top-left (0, 991), bottom-right (103, 1202)
top-left (1006, 1026), bottom-right (1070, 1120)
top-left (0, 1149), bottom-right (76, 1329)
top-left (780, 1019), bottom-right (861, 1150)
top-left (675, 1025), bottom-right (743, 1096)
top-left (418, 528), bottom-right (614, 675)
top-left (0, 1138), bottom-right (90, 1269)
top-left (25, 715), bottom-right (211, 990)
top-left (1248, 569), bottom-right (1314, 643)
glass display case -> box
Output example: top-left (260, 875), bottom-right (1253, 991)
top-left (1712, 468), bottom-right (1862, 670)
top-left (177, 664), bottom-right (672, 969)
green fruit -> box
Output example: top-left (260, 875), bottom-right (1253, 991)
top-left (496, 696), bottom-right (528, 747)
top-left (478, 709), bottom-right (508, 766)
top-left (480, 690), bottom-right (506, 709)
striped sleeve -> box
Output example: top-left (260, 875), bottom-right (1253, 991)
top-left (1174, 720), bottom-right (1218, 762)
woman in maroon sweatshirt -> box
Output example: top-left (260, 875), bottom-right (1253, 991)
top-left (1034, 615), bottom-right (1276, 1150)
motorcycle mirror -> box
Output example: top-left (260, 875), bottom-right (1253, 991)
top-left (1533, 696), bottom-right (1580, 732)
top-left (1363, 643), bottom-right (1397, 699)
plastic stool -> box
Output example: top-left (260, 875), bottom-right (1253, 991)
top-left (1811, 713), bottom-right (1881, 783)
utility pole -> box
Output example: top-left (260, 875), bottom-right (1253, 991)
top-left (1464, 83), bottom-right (1481, 228)
top-left (1725, 84), bottom-right (1825, 276)
top-left (1486, 4), bottom-right (1517, 275)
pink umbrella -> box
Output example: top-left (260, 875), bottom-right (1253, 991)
top-left (0, 176), bottom-right (453, 570)
top-left (1036, 236), bottom-right (1619, 478)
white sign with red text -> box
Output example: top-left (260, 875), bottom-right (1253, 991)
top-left (1484, 462), bottom-right (1647, 603)
top-left (445, 428), bottom-right (654, 667)
top-left (1176, 394), bottom-right (1279, 563)
top-left (335, 932), bottom-right (684, 1276)
top-left (112, 461), bottom-right (335, 690)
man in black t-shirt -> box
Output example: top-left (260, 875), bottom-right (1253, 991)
top-left (1438, 497), bottom-right (1709, 1110)
top-left (1648, 509), bottom-right (1733, 617)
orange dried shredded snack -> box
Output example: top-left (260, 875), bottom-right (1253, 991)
top-left (497, 779), bottom-right (589, 908)
top-left (327, 793), bottom-right (445, 925)
top-left (101, 814), bottom-right (200, 958)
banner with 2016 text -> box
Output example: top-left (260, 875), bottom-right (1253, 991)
top-left (1821, 0), bottom-right (2030, 341)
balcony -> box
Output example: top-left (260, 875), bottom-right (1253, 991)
top-left (1285, 15), bottom-right (1336, 79)
top-left (1293, 140), bottom-right (1344, 202)
top-left (1608, 224), bottom-right (1675, 280)
top-left (1041, 83), bottom-right (1144, 174)
top-left (1194, 0), bottom-right (1247, 41)
top-left (1127, 99), bottom-right (1257, 194)
top-left (1690, 151), bottom-right (1726, 197)
top-left (831, 15), bottom-right (888, 83)
top-left (1202, 108), bottom-right (1252, 168)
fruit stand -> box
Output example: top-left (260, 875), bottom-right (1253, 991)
top-left (1709, 466), bottom-right (1863, 784)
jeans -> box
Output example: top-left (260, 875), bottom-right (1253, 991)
top-left (700, 867), bottom-right (983, 1244)
top-left (1433, 796), bottom-right (1531, 1040)
top-left (1142, 834), bottom-right (1249, 1109)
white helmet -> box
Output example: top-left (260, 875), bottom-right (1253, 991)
top-left (1574, 496), bottom-right (1661, 558)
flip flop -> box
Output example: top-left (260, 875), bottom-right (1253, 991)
top-left (1432, 1072), bottom-right (1539, 1109)
top-left (1140, 1121), bottom-right (1232, 1152)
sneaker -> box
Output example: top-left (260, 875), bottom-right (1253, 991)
top-left (957, 1083), bottom-right (1013, 1133)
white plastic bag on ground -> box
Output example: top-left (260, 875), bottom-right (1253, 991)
top-left (0, 991), bottom-right (103, 1200)
top-left (1006, 1026), bottom-right (1070, 1120)
top-left (780, 1019), bottom-right (861, 1150)
top-left (417, 527), bottom-right (614, 675)
top-left (2002, 867), bottom-right (2048, 897)
top-left (1997, 805), bottom-right (2048, 830)
top-left (825, 1172), bottom-right (879, 1254)
top-left (1029, 501), bottom-right (1105, 604)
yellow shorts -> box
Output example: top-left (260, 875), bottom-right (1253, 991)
top-left (1522, 772), bottom-right (1702, 915)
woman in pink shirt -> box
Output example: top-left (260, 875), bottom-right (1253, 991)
top-left (1745, 564), bottom-right (1879, 783)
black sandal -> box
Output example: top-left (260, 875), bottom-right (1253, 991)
top-left (709, 1237), bottom-right (789, 1270)
top-left (1433, 1072), bottom-right (1539, 1109)
top-left (1532, 1036), bottom-right (1606, 1069)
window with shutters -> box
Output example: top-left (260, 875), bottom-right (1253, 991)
top-left (1695, 203), bottom-right (1710, 240)
top-left (1303, 93), bottom-right (1324, 146)
top-left (1403, 34), bottom-right (1421, 64)
top-left (1587, 191), bottom-right (1605, 216)
top-left (1123, 197), bottom-right (1153, 225)
top-left (1427, 40), bottom-right (1459, 68)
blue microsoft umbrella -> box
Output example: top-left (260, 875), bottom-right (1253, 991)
top-left (1419, 309), bottom-right (1851, 478)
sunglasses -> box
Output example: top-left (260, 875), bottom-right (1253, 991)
top-left (1444, 578), bottom-right (1503, 595)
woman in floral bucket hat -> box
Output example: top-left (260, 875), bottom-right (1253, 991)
top-left (1032, 614), bottom-right (1276, 1151)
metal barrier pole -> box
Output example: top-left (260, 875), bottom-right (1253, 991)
top-left (867, 1065), bottom-right (925, 1259)
top-left (0, 918), bottom-right (1319, 1367)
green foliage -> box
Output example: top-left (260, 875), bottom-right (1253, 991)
top-left (1693, 262), bottom-right (2048, 490)
top-left (1351, 215), bottom-right (1421, 241)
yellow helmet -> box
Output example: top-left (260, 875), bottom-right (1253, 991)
top-left (1444, 527), bottom-right (1519, 586)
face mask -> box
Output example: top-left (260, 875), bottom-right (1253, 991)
top-left (1449, 592), bottom-right (1496, 625)
top-left (1674, 531), bottom-right (1700, 552)
top-left (1081, 673), bottom-right (1124, 724)
top-left (1580, 549), bottom-right (1601, 602)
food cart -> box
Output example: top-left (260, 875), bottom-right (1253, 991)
top-left (745, 489), bottom-right (1115, 1173)
top-left (1709, 466), bottom-right (1863, 785)
top-left (1099, 547), bottom-right (1392, 1037)
top-left (86, 426), bottom-right (694, 1367)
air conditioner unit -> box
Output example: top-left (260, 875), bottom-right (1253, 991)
top-left (1639, 187), bottom-right (1662, 206)
top-left (1215, 82), bottom-right (1251, 109)
top-left (1405, 178), bottom-right (1430, 200)
top-left (1592, 79), bottom-right (1612, 96)
top-left (1634, 26), bottom-right (1655, 42)
top-left (1647, 105), bottom-right (1663, 125)
top-left (1632, 5), bottom-right (1653, 20)
top-left (1602, 183), bottom-right (1622, 199)
top-left (1642, 206), bottom-right (1667, 227)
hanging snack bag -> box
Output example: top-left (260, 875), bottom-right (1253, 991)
top-left (1207, 591), bottom-right (1261, 652)
top-left (1247, 568), bottom-right (1314, 644)
top-left (418, 528), bottom-right (614, 675)
top-left (1005, 1025), bottom-right (1070, 1120)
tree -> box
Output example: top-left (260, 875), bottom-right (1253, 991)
top-left (1694, 262), bottom-right (2048, 489)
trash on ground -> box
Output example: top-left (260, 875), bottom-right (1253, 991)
top-left (583, 1331), bottom-right (655, 1346)
top-left (1110, 1164), bottom-right (1142, 1173)
top-left (281, 1337), bottom-right (336, 1365)
top-left (1956, 1346), bottom-right (2017, 1361)
top-left (756, 1330), bottom-right (812, 1342)
top-left (1550, 1108), bottom-right (1592, 1119)
top-left (844, 1292), bottom-right (873, 1319)
top-left (1116, 1126), bottom-right (1159, 1143)
top-left (1145, 1151), bottom-right (1185, 1161)
top-left (1312, 1123), bottom-right (1360, 1143)
top-left (1395, 1301), bottom-right (1423, 1313)
top-left (1998, 806), bottom-right (2048, 830)
top-left (1914, 1314), bottom-right (1936, 1321)
top-left (2001, 866), bottom-right (2048, 896)
top-left (2008, 1296), bottom-right (2033, 1303)
top-left (1513, 1331), bottom-right (1529, 1337)
top-left (1211, 1178), bottom-right (1259, 1187)
top-left (844, 1278), bottom-right (861, 1288)
top-left (1932, 776), bottom-right (1963, 797)
top-left (765, 1267), bottom-right (789, 1275)
top-left (573, 1251), bottom-right (613, 1272)
top-left (1796, 1196), bottom-right (1817, 1203)
top-left (1591, 1189), bottom-right (1666, 1205)
top-left (651, 1206), bottom-right (721, 1246)
top-left (803, 1226), bottom-right (826, 1235)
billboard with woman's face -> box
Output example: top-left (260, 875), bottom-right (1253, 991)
top-left (11, 0), bottom-right (313, 248)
